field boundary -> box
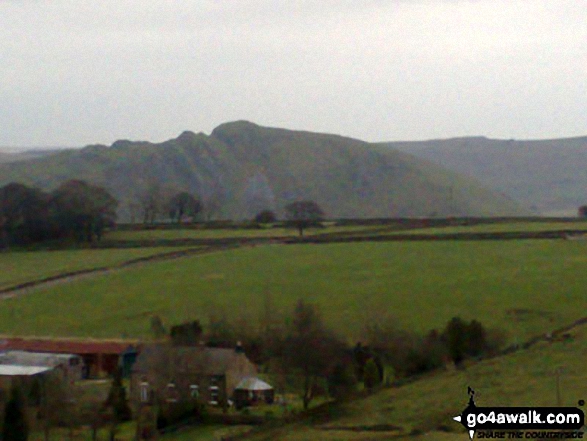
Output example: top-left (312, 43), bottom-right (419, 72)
top-left (90, 228), bottom-right (587, 250)
top-left (0, 245), bottom-right (238, 299)
top-left (284, 229), bottom-right (587, 244)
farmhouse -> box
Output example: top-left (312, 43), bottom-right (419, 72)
top-left (130, 342), bottom-right (257, 410)
top-left (0, 337), bottom-right (140, 378)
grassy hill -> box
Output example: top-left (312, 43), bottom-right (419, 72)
top-left (0, 122), bottom-right (528, 219)
top-left (386, 136), bottom-right (587, 215)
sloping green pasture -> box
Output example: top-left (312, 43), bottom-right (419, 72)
top-left (0, 240), bottom-right (585, 341)
top-left (329, 327), bottom-right (587, 433)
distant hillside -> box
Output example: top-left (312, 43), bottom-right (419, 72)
top-left (0, 122), bottom-right (528, 220)
top-left (386, 136), bottom-right (587, 215)
top-left (0, 149), bottom-right (61, 164)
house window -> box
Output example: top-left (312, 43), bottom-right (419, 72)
top-left (190, 384), bottom-right (199, 399)
top-left (166, 382), bottom-right (178, 402)
top-left (209, 385), bottom-right (219, 405)
top-left (140, 382), bottom-right (149, 403)
top-left (209, 377), bottom-right (220, 405)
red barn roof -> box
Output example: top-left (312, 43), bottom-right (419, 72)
top-left (0, 337), bottom-right (140, 355)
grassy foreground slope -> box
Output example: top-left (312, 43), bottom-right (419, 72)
top-left (240, 323), bottom-right (587, 441)
top-left (0, 240), bottom-right (585, 340)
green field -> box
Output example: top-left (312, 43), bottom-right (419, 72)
top-left (0, 240), bottom-right (585, 342)
top-left (393, 221), bottom-right (587, 235)
top-left (0, 247), bottom-right (195, 290)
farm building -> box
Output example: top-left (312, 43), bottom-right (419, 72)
top-left (0, 350), bottom-right (83, 382)
top-left (0, 338), bottom-right (140, 378)
top-left (130, 342), bottom-right (257, 410)
top-left (233, 377), bottom-right (274, 409)
top-left (0, 364), bottom-right (55, 418)
top-left (0, 364), bottom-right (53, 392)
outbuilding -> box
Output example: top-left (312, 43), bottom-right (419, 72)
top-left (0, 350), bottom-right (83, 382)
top-left (233, 377), bottom-right (274, 409)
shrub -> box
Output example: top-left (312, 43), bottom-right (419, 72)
top-left (156, 401), bottom-right (201, 430)
top-left (441, 317), bottom-right (495, 365)
top-left (2, 386), bottom-right (28, 441)
top-left (104, 367), bottom-right (132, 423)
top-left (327, 360), bottom-right (357, 399)
top-left (255, 210), bottom-right (277, 224)
top-left (363, 359), bottom-right (381, 391)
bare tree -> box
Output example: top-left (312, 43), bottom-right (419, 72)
top-left (284, 200), bottom-right (324, 237)
top-left (255, 209), bottom-right (277, 224)
top-left (283, 299), bottom-right (345, 409)
top-left (167, 192), bottom-right (202, 223)
top-left (139, 182), bottom-right (162, 225)
top-left (127, 198), bottom-right (143, 224)
top-left (203, 183), bottom-right (227, 221)
top-left (39, 373), bottom-right (73, 441)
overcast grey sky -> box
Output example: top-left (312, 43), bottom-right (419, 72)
top-left (1, 0), bottom-right (585, 148)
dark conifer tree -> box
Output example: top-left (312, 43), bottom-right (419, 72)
top-left (2, 385), bottom-right (28, 441)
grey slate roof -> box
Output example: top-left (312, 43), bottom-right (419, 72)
top-left (132, 344), bottom-right (244, 376)
top-left (235, 377), bottom-right (273, 391)
top-left (0, 350), bottom-right (78, 368)
top-left (0, 365), bottom-right (52, 376)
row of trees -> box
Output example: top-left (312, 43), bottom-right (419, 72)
top-left (256, 200), bottom-right (325, 236)
top-left (1, 369), bottom-right (131, 441)
top-left (0, 179), bottom-right (326, 246)
top-left (128, 184), bottom-right (204, 224)
top-left (133, 189), bottom-right (326, 236)
top-left (364, 316), bottom-right (503, 380)
top-left (0, 181), bottom-right (219, 246)
top-left (153, 302), bottom-right (501, 411)
top-left (0, 180), bottom-right (117, 247)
